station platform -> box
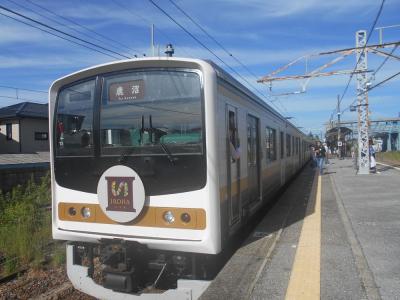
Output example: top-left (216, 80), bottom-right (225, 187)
top-left (200, 158), bottom-right (400, 300)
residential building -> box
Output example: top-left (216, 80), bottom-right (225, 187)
top-left (0, 102), bottom-right (49, 153)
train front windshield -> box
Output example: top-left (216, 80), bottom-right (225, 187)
top-left (100, 71), bottom-right (203, 156)
top-left (54, 70), bottom-right (206, 195)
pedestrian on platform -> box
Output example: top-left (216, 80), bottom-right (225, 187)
top-left (315, 142), bottom-right (326, 175)
top-left (310, 145), bottom-right (317, 168)
top-left (324, 143), bottom-right (330, 165)
top-left (369, 139), bottom-right (376, 173)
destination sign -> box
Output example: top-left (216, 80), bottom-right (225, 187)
top-left (109, 80), bottom-right (145, 101)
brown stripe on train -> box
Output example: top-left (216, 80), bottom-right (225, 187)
top-left (58, 203), bottom-right (206, 230)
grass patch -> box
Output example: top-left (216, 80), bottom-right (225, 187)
top-left (376, 151), bottom-right (400, 164)
top-left (0, 174), bottom-right (52, 277)
top-left (51, 244), bottom-right (66, 267)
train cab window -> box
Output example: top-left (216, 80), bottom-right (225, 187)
top-left (286, 134), bottom-right (291, 157)
top-left (55, 80), bottom-right (95, 156)
top-left (280, 131), bottom-right (284, 159)
top-left (265, 127), bottom-right (277, 162)
top-left (100, 70), bottom-right (203, 156)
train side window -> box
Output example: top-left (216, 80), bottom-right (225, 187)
top-left (292, 136), bottom-right (295, 155)
top-left (286, 134), bottom-right (291, 157)
top-left (280, 131), bottom-right (284, 159)
top-left (272, 129), bottom-right (276, 160)
top-left (229, 111), bottom-right (237, 148)
top-left (229, 110), bottom-right (240, 161)
top-left (265, 127), bottom-right (277, 162)
top-left (298, 138), bottom-right (300, 154)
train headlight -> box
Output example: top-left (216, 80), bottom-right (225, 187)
top-left (181, 213), bottom-right (191, 223)
top-left (81, 207), bottom-right (91, 218)
top-left (163, 211), bottom-right (175, 223)
top-left (68, 207), bottom-right (76, 216)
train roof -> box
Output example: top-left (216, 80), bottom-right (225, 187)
top-left (204, 59), bottom-right (304, 136)
top-left (50, 56), bottom-right (305, 137)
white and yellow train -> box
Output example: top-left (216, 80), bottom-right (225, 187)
top-left (50, 57), bottom-right (310, 298)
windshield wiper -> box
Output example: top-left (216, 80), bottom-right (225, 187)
top-left (159, 142), bottom-right (175, 165)
top-left (149, 115), bottom-right (175, 166)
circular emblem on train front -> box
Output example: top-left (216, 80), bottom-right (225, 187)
top-left (97, 165), bottom-right (145, 223)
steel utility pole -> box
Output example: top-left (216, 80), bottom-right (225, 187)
top-left (355, 30), bottom-right (370, 174)
top-left (151, 24), bottom-right (155, 56)
top-left (337, 95), bottom-right (341, 159)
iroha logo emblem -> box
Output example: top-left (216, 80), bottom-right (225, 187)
top-left (105, 176), bottom-right (136, 212)
top-left (98, 165), bottom-right (145, 223)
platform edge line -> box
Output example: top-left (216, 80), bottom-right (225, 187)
top-left (244, 168), bottom-right (315, 300)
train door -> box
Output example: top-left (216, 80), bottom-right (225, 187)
top-left (280, 130), bottom-right (285, 186)
top-left (247, 114), bottom-right (261, 205)
top-left (226, 105), bottom-right (240, 226)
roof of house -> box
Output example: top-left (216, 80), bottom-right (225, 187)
top-left (0, 102), bottom-right (48, 120)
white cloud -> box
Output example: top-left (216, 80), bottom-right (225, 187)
top-left (0, 22), bottom-right (53, 44)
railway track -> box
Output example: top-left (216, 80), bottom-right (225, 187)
top-left (0, 265), bottom-right (94, 300)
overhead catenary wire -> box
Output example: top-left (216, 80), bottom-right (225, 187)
top-left (167, 0), bottom-right (290, 117)
top-left (0, 11), bottom-right (121, 60)
top-left (147, 0), bottom-right (285, 114)
top-left (372, 44), bottom-right (398, 76)
top-left (0, 4), bottom-right (131, 59)
top-left (342, 70), bottom-right (400, 113)
top-left (0, 85), bottom-right (47, 94)
top-left (168, 0), bottom-right (259, 80)
top-left (0, 95), bottom-right (46, 102)
top-left (329, 0), bottom-right (386, 123)
top-left (338, 0), bottom-right (385, 105)
top-left (22, 0), bottom-right (141, 56)
top-left (110, 0), bottom-right (194, 59)
top-left (6, 0), bottom-right (133, 56)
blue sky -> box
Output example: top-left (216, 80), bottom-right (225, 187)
top-left (0, 0), bottom-right (399, 135)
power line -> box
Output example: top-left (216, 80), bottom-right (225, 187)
top-left (0, 11), bottom-right (121, 60)
top-left (147, 0), bottom-right (285, 114)
top-left (0, 95), bottom-right (45, 102)
top-left (0, 4), bottom-right (130, 59)
top-left (329, 0), bottom-right (386, 123)
top-left (373, 44), bottom-right (398, 76)
top-left (168, 0), bottom-right (259, 79)
top-left (110, 0), bottom-right (194, 58)
top-left (22, 0), bottom-right (141, 55)
top-left (361, 70), bottom-right (400, 95)
top-left (0, 85), bottom-right (47, 94)
top-left (342, 70), bottom-right (400, 113)
top-left (7, 0), bottom-right (123, 54)
top-left (338, 0), bottom-right (385, 106)
top-left (167, 0), bottom-right (290, 117)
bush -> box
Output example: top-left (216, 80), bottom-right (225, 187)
top-left (0, 173), bottom-right (52, 276)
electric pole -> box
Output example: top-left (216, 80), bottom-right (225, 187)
top-left (151, 24), bottom-right (155, 56)
top-left (355, 30), bottom-right (370, 174)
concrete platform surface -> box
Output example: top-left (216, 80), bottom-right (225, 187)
top-left (200, 158), bottom-right (400, 300)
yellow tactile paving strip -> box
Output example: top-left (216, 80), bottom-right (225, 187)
top-left (285, 171), bottom-right (321, 300)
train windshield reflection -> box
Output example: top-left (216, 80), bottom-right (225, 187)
top-left (101, 70), bottom-right (203, 156)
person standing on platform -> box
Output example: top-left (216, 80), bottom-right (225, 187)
top-left (310, 145), bottom-right (317, 168)
top-left (369, 139), bottom-right (376, 173)
top-left (315, 142), bottom-right (326, 175)
top-left (323, 143), bottom-right (330, 165)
